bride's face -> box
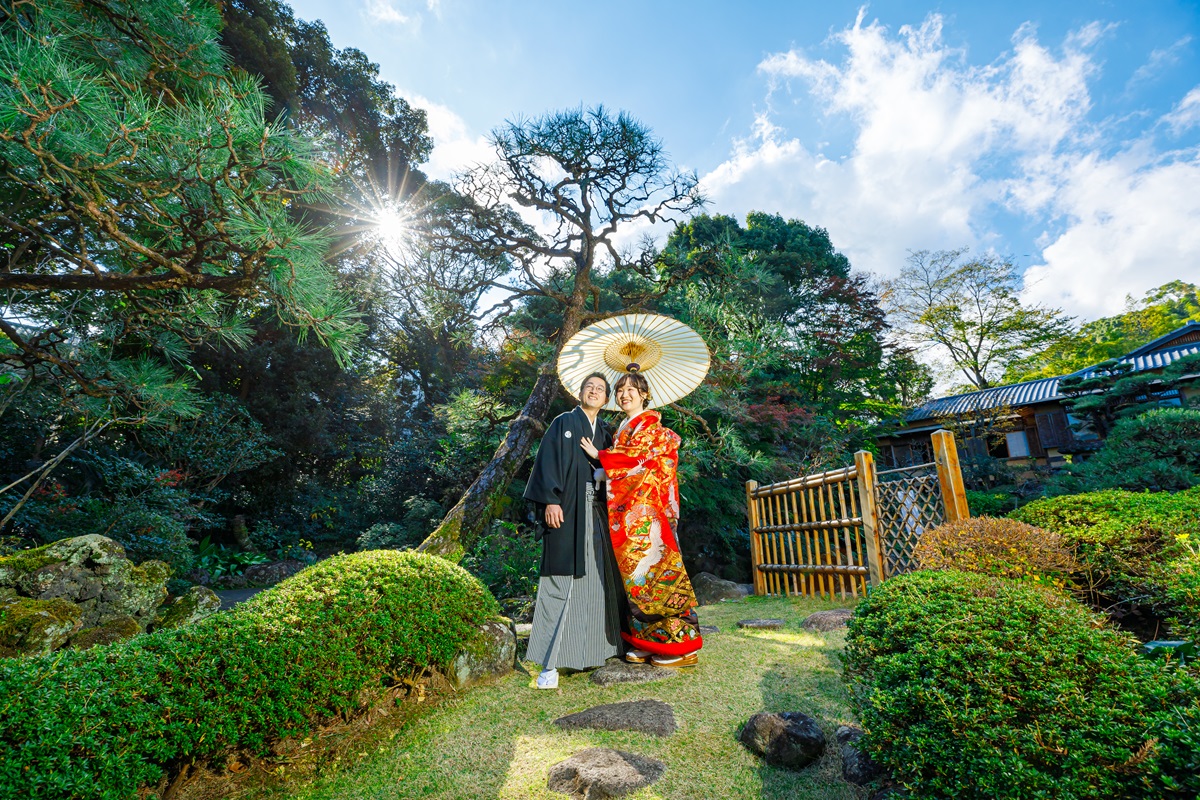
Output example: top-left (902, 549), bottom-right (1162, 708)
top-left (616, 383), bottom-right (646, 413)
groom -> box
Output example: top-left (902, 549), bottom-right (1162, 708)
top-left (523, 373), bottom-right (625, 689)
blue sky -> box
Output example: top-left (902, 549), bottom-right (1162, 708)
top-left (289, 0), bottom-right (1200, 321)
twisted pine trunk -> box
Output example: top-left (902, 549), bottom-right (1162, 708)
top-left (417, 300), bottom-right (587, 561)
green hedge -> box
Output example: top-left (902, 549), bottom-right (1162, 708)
top-left (1012, 488), bottom-right (1200, 639)
top-left (844, 570), bottom-right (1200, 799)
top-left (0, 550), bottom-right (499, 800)
top-left (964, 489), bottom-right (1019, 517)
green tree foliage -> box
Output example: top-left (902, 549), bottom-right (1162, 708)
top-left (884, 249), bottom-right (1075, 389)
top-left (1050, 408), bottom-right (1200, 494)
top-left (1059, 353), bottom-right (1200, 439)
top-left (0, 0), bottom-right (358, 527)
top-left (1005, 281), bottom-right (1200, 382)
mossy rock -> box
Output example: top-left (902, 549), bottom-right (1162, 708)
top-left (69, 615), bottom-right (141, 651)
top-left (150, 586), bottom-right (220, 631)
top-left (0, 596), bottom-right (82, 657)
top-left (0, 545), bottom-right (60, 587)
top-left (448, 619), bottom-right (515, 690)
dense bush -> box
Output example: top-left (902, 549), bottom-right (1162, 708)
top-left (0, 550), bottom-right (498, 800)
top-left (845, 569), bottom-right (1200, 799)
top-left (964, 489), bottom-right (1019, 516)
top-left (913, 516), bottom-right (1075, 587)
top-left (1013, 489), bottom-right (1200, 639)
top-left (462, 519), bottom-right (540, 599)
top-left (1052, 408), bottom-right (1200, 494)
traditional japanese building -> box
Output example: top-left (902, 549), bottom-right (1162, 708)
top-left (877, 321), bottom-right (1200, 469)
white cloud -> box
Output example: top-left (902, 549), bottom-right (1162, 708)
top-left (406, 94), bottom-right (494, 181)
top-left (1128, 36), bottom-right (1192, 88)
top-left (705, 10), bottom-right (1200, 319)
top-left (1164, 86), bottom-right (1200, 133)
top-left (365, 0), bottom-right (410, 25)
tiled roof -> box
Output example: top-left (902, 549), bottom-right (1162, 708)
top-left (904, 339), bottom-right (1200, 422)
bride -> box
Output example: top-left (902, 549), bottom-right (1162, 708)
top-left (580, 371), bottom-right (703, 668)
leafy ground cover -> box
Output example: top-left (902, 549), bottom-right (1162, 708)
top-left (243, 595), bottom-right (865, 800)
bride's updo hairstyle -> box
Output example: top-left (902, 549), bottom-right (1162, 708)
top-left (614, 372), bottom-right (651, 411)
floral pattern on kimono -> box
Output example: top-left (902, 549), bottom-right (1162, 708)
top-left (599, 409), bottom-right (702, 656)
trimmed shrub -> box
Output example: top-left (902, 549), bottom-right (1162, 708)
top-left (1013, 488), bottom-right (1200, 639)
top-left (964, 489), bottom-right (1019, 516)
top-left (0, 550), bottom-right (498, 800)
top-left (913, 516), bottom-right (1075, 587)
top-left (844, 569), bottom-right (1200, 799)
top-left (1051, 408), bottom-right (1200, 494)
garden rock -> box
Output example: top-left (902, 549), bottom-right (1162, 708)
top-left (0, 535), bottom-right (168, 626)
top-left (590, 659), bottom-right (679, 687)
top-left (699, 624), bottom-right (719, 635)
top-left (692, 572), bottom-right (749, 605)
top-left (739, 711), bottom-right (826, 771)
top-left (555, 700), bottom-right (677, 737)
top-left (737, 583), bottom-right (755, 596)
top-left (242, 559), bottom-right (307, 586)
top-left (0, 596), bottom-right (82, 657)
top-left (150, 586), bottom-right (221, 631)
top-left (802, 609), bottom-right (854, 632)
top-left (68, 614), bottom-right (141, 650)
top-left (737, 618), bottom-right (785, 630)
top-left (836, 725), bottom-right (883, 785)
top-left (448, 620), bottom-right (515, 690)
top-left (547, 748), bottom-right (666, 799)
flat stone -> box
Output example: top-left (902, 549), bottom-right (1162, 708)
top-left (555, 700), bottom-right (677, 737)
top-left (692, 572), bottom-right (749, 606)
top-left (801, 609), bottom-right (854, 632)
top-left (590, 659), bottom-right (680, 687)
top-left (699, 624), bottom-right (719, 635)
top-left (739, 711), bottom-right (826, 771)
top-left (737, 618), bottom-right (785, 630)
top-left (547, 748), bottom-right (665, 799)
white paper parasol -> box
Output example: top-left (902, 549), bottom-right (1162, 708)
top-left (557, 314), bottom-right (710, 410)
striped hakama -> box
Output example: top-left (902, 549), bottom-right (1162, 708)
top-left (526, 483), bottom-right (623, 670)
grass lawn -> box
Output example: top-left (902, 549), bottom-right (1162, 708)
top-left (248, 594), bottom-right (866, 800)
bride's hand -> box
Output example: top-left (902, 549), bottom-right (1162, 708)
top-left (579, 437), bottom-right (600, 459)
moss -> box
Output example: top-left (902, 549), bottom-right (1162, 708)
top-left (122, 560), bottom-right (170, 617)
top-left (0, 596), bottom-right (82, 657)
top-left (69, 615), bottom-right (141, 651)
top-left (0, 545), bottom-right (58, 585)
top-left (150, 586), bottom-right (220, 631)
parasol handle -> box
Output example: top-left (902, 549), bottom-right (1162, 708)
top-left (626, 362), bottom-right (641, 373)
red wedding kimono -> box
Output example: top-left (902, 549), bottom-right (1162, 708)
top-left (598, 409), bottom-right (703, 657)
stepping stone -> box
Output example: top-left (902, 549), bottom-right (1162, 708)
top-left (801, 609), bottom-right (853, 632)
top-left (737, 618), bottom-right (785, 630)
top-left (548, 748), bottom-right (665, 799)
top-left (739, 711), bottom-right (826, 771)
top-left (590, 659), bottom-right (679, 687)
top-left (699, 624), bottom-right (720, 635)
top-left (555, 700), bottom-right (677, 737)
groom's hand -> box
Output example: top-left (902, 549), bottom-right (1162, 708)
top-left (545, 504), bottom-right (564, 529)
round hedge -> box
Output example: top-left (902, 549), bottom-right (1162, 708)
top-left (0, 550), bottom-right (499, 800)
top-left (844, 569), bottom-right (1199, 799)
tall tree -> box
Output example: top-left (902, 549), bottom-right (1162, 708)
top-left (416, 106), bottom-right (703, 558)
top-left (1004, 281), bottom-right (1200, 382)
top-left (884, 249), bottom-right (1074, 389)
top-left (0, 0), bottom-right (358, 522)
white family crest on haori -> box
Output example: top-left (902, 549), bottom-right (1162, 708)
top-left (556, 314), bottom-right (711, 411)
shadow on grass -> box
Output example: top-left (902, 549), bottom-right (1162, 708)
top-left (754, 662), bottom-right (866, 800)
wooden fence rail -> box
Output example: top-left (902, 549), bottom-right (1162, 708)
top-left (747, 429), bottom-right (969, 598)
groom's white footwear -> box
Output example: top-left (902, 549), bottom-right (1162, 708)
top-left (536, 668), bottom-right (559, 689)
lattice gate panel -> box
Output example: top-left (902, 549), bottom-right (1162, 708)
top-left (747, 467), bottom-right (871, 600)
top-left (874, 463), bottom-right (946, 576)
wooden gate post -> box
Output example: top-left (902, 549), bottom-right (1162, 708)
top-left (853, 451), bottom-right (886, 585)
top-left (746, 480), bottom-right (765, 596)
top-left (931, 430), bottom-right (970, 523)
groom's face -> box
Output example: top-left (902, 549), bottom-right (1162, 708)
top-left (579, 377), bottom-right (609, 411)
